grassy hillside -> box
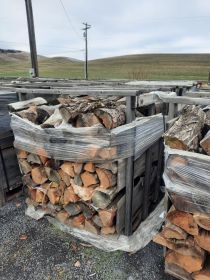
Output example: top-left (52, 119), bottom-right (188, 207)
top-left (0, 52), bottom-right (210, 80)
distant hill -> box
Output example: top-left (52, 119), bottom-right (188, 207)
top-left (0, 50), bottom-right (210, 80)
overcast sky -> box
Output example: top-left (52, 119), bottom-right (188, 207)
top-left (1, 0), bottom-right (210, 60)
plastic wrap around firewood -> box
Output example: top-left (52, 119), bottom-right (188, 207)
top-left (11, 113), bottom-right (164, 161)
top-left (163, 146), bottom-right (210, 215)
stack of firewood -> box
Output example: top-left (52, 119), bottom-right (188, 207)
top-left (18, 149), bottom-right (118, 235)
top-left (154, 105), bottom-right (210, 279)
top-left (154, 208), bottom-right (210, 279)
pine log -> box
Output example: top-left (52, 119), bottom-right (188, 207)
top-left (19, 159), bottom-right (32, 174)
top-left (47, 189), bottom-right (61, 205)
top-left (162, 223), bottom-right (187, 240)
top-left (44, 167), bottom-right (61, 183)
top-left (94, 107), bottom-right (125, 129)
top-left (63, 186), bottom-right (79, 205)
top-left (193, 213), bottom-right (210, 231)
top-left (195, 230), bottom-right (210, 252)
top-left (31, 167), bottom-right (48, 185)
top-left (98, 208), bottom-right (116, 227)
top-left (60, 162), bottom-right (75, 177)
top-left (101, 226), bottom-right (116, 235)
top-left (56, 210), bottom-right (69, 223)
top-left (164, 105), bottom-right (205, 151)
top-left (76, 113), bottom-right (101, 127)
top-left (167, 210), bottom-right (199, 235)
top-left (200, 131), bottom-right (210, 155)
top-left (64, 203), bottom-right (82, 216)
top-left (17, 150), bottom-right (28, 159)
top-left (58, 169), bottom-right (71, 186)
top-left (84, 162), bottom-right (95, 173)
top-left (81, 171), bottom-right (99, 187)
top-left (96, 168), bottom-right (117, 189)
top-left (165, 250), bottom-right (205, 274)
top-left (84, 220), bottom-right (100, 234)
top-left (72, 163), bottom-right (83, 175)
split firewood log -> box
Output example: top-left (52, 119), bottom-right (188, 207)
top-left (73, 175), bottom-right (83, 186)
top-left (58, 169), bottom-right (71, 186)
top-left (75, 113), bottom-right (101, 127)
top-left (84, 220), bottom-right (100, 234)
top-left (162, 223), bottom-right (187, 240)
top-left (28, 187), bottom-right (37, 201)
top-left (81, 171), bottom-right (99, 187)
top-left (95, 162), bottom-right (118, 174)
top-left (16, 106), bottom-right (50, 124)
top-left (19, 159), bottom-right (32, 174)
top-left (56, 210), bottom-right (69, 223)
top-left (94, 107), bottom-right (126, 129)
top-left (72, 214), bottom-right (85, 229)
top-left (8, 97), bottom-right (47, 112)
top-left (71, 179), bottom-right (95, 201)
top-left (95, 168), bottom-right (117, 189)
top-left (27, 153), bottom-right (41, 164)
top-left (64, 203), bottom-right (82, 216)
top-left (17, 150), bottom-right (28, 159)
top-left (39, 155), bottom-right (48, 165)
top-left (200, 131), bottom-right (210, 155)
top-left (77, 202), bottom-right (95, 220)
top-left (165, 250), bottom-right (205, 274)
top-left (193, 213), bottom-right (210, 231)
top-left (47, 188), bottom-right (61, 205)
top-left (167, 210), bottom-right (199, 236)
top-left (72, 163), bottom-right (83, 175)
top-left (92, 187), bottom-right (116, 209)
top-left (92, 215), bottom-right (103, 227)
top-left (98, 208), bottom-right (116, 227)
top-left (44, 167), bottom-right (61, 183)
top-left (60, 162), bottom-right (75, 177)
top-left (63, 186), bottom-right (79, 204)
top-left (101, 226), bottom-right (116, 235)
top-left (165, 263), bottom-right (192, 280)
top-left (41, 108), bottom-right (63, 128)
top-left (35, 189), bottom-right (48, 204)
top-left (154, 234), bottom-right (203, 257)
top-left (164, 105), bottom-right (206, 151)
top-left (195, 229), bottom-right (210, 253)
top-left (23, 174), bottom-right (37, 188)
top-left (192, 257), bottom-right (210, 280)
top-left (31, 167), bottom-right (48, 185)
top-left (84, 162), bottom-right (95, 173)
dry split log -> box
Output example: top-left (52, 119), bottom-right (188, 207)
top-left (164, 105), bottom-right (205, 151)
top-left (193, 213), bottom-right (210, 231)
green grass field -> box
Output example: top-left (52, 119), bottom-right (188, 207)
top-left (0, 53), bottom-right (210, 80)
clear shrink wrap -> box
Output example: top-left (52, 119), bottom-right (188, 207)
top-left (11, 113), bottom-right (164, 161)
top-left (163, 146), bottom-right (210, 214)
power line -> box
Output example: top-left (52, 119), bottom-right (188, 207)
top-left (58, 0), bottom-right (82, 40)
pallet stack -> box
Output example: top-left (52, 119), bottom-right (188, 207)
top-left (9, 94), bottom-right (164, 241)
top-left (154, 105), bottom-right (210, 279)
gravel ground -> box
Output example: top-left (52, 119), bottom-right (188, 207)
top-left (0, 196), bottom-right (175, 280)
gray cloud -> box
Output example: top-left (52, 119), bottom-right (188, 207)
top-left (0, 0), bottom-right (210, 59)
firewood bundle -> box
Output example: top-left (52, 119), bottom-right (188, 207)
top-left (154, 208), bottom-right (210, 280)
top-left (18, 149), bottom-right (118, 235)
top-left (11, 96), bottom-right (126, 129)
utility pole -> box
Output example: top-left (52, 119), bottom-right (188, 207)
top-left (82, 22), bottom-right (91, 80)
top-left (25, 0), bottom-right (39, 77)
